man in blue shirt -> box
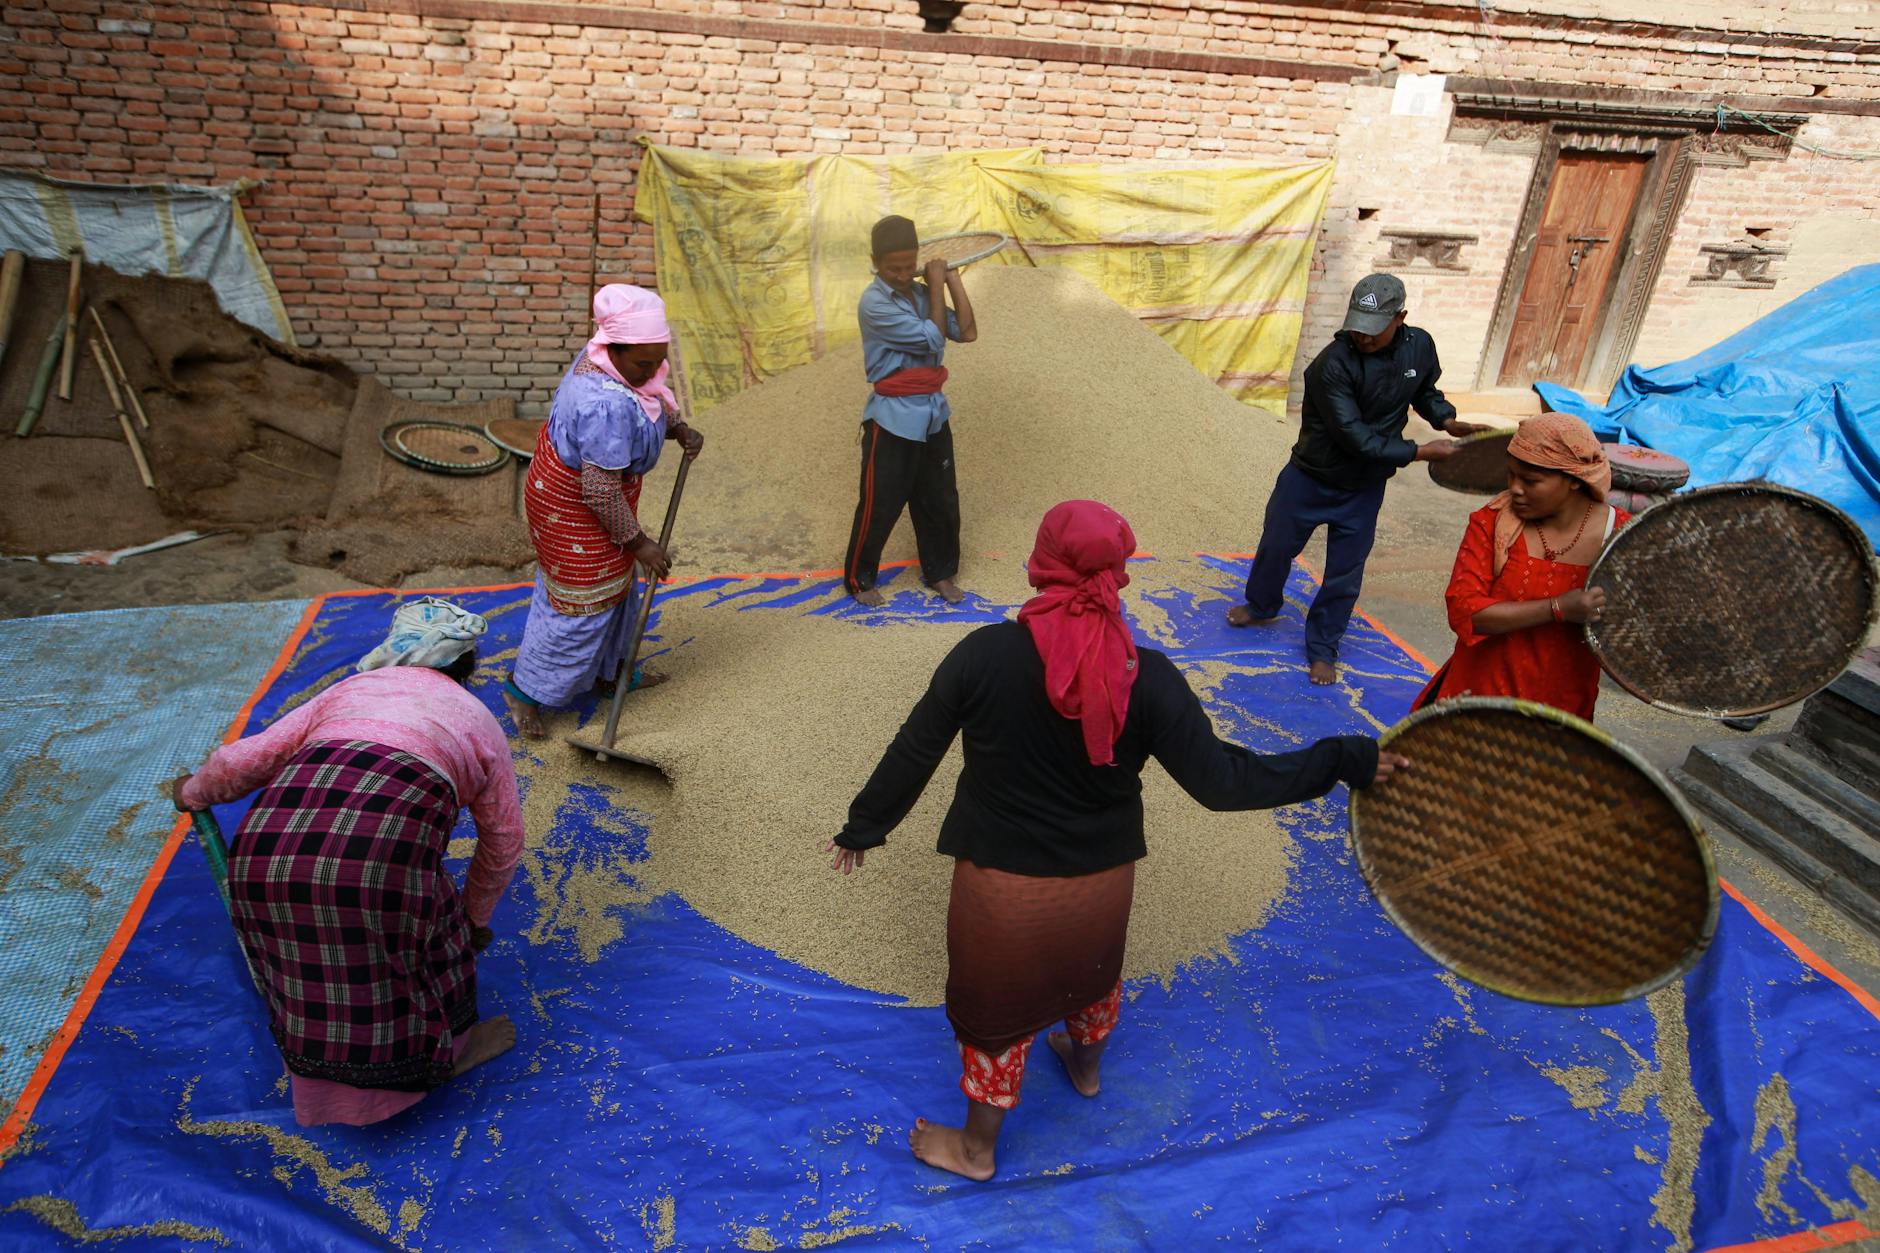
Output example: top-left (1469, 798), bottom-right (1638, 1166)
top-left (844, 214), bottom-right (979, 606)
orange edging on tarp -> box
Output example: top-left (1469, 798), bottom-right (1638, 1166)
top-left (1698, 1218), bottom-right (1880, 1253)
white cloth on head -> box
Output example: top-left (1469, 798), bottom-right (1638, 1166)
top-left (356, 596), bottom-right (490, 672)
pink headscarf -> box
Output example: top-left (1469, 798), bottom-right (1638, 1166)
top-left (1017, 501), bottom-right (1141, 767)
top-left (586, 284), bottom-right (678, 424)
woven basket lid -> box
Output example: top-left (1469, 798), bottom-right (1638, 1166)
top-left (378, 421), bottom-right (509, 476)
top-left (1587, 483), bottom-right (1879, 718)
top-left (1606, 443), bottom-right (1689, 478)
top-left (916, 231), bottom-right (1008, 269)
top-left (485, 416), bottom-right (546, 460)
top-left (1428, 428), bottom-right (1514, 496)
top-left (1349, 697), bottom-right (1717, 1005)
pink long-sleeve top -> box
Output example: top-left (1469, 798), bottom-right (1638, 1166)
top-left (180, 667), bottom-right (524, 927)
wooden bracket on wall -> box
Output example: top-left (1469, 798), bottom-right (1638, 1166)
top-left (1375, 229), bottom-right (1479, 272)
top-left (1690, 243), bottom-right (1787, 288)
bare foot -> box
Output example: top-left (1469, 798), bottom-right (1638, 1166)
top-left (929, 579), bottom-right (966, 605)
top-left (502, 691), bottom-right (547, 739)
top-left (1309, 660), bottom-right (1338, 686)
top-left (628, 670), bottom-right (668, 693)
top-left (852, 586), bottom-right (885, 608)
top-left (908, 1117), bottom-right (996, 1182)
top-left (452, 1015), bottom-right (516, 1077)
top-left (1226, 604), bottom-right (1280, 628)
top-left (1048, 1031), bottom-right (1101, 1097)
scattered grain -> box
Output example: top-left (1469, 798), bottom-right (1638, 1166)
top-left (174, 1076), bottom-right (400, 1236)
top-left (640, 1193), bottom-right (677, 1250)
top-left (3, 1196), bottom-right (229, 1248)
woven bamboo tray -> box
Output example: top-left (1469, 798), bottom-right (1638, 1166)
top-left (1348, 698), bottom-right (1717, 1006)
top-left (1428, 428), bottom-right (1515, 496)
top-left (379, 421), bottom-right (510, 476)
top-left (916, 231), bottom-right (1008, 270)
top-left (1607, 443), bottom-right (1690, 493)
top-left (485, 416), bottom-right (546, 461)
top-left (1586, 483), bottom-right (1879, 718)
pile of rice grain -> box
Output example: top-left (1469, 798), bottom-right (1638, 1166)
top-left (640, 264), bottom-right (1298, 587)
top-left (518, 590), bottom-right (1297, 1005)
top-left (509, 266), bottom-right (1314, 1003)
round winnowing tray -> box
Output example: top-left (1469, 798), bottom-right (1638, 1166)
top-left (378, 421), bottom-right (510, 476)
top-left (1606, 442), bottom-right (1690, 493)
top-left (1586, 483), bottom-right (1879, 718)
top-left (1428, 428), bottom-right (1515, 496)
top-left (485, 417), bottom-right (547, 461)
top-left (1348, 698), bottom-right (1717, 1006)
top-left (916, 231), bottom-right (1009, 270)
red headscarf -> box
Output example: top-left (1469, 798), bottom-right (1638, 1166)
top-left (1017, 500), bottom-right (1140, 767)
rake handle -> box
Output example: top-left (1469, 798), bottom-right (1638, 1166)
top-left (592, 454), bottom-right (692, 755)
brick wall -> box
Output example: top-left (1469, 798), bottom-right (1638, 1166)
top-left (4, 1), bottom-right (1877, 412)
top-left (1633, 111), bottom-right (1880, 368)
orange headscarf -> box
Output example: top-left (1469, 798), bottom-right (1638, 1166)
top-left (1489, 414), bottom-right (1613, 574)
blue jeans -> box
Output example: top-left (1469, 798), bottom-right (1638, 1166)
top-left (1240, 462), bottom-right (1387, 665)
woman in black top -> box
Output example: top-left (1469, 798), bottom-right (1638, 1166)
top-left (829, 501), bottom-right (1406, 1182)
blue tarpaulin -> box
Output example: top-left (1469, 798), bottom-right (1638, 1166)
top-left (1, 564), bottom-right (1877, 1250)
top-left (1537, 264), bottom-right (1880, 549)
top-left (0, 600), bottom-right (312, 1121)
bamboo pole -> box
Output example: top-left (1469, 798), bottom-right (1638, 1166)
top-left (16, 314), bottom-right (67, 437)
top-left (91, 337), bottom-right (154, 489)
top-left (0, 250), bottom-right (24, 364)
top-left (56, 250), bottom-right (82, 400)
top-left (87, 306), bottom-right (149, 429)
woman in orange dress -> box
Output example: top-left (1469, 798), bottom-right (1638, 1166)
top-left (1414, 414), bottom-right (1629, 721)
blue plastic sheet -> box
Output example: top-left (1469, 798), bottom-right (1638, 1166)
top-left (1, 565), bottom-right (1877, 1250)
top-left (0, 599), bottom-right (311, 1118)
top-left (1536, 264), bottom-right (1880, 549)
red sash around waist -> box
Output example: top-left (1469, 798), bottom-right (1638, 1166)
top-left (522, 423), bottom-right (643, 616)
top-left (873, 366), bottom-right (949, 397)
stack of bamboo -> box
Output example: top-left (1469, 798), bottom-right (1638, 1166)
top-left (3, 249), bottom-right (155, 489)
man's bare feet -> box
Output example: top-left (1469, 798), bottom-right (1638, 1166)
top-left (452, 1015), bottom-right (516, 1077)
top-left (1309, 660), bottom-right (1338, 686)
top-left (930, 579), bottom-right (966, 605)
top-left (628, 670), bottom-right (669, 693)
top-left (1047, 1031), bottom-right (1102, 1097)
top-left (852, 586), bottom-right (885, 608)
top-left (502, 691), bottom-right (547, 739)
top-left (909, 1117), bottom-right (997, 1182)
top-left (1226, 604), bottom-right (1280, 628)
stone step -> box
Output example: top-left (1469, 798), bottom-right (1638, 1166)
top-left (1753, 740), bottom-right (1880, 842)
top-left (1831, 647), bottom-right (1880, 718)
top-left (1670, 768), bottom-right (1880, 939)
top-left (1681, 738), bottom-right (1880, 896)
top-left (1789, 682), bottom-right (1880, 803)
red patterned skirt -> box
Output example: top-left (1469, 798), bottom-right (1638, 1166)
top-left (229, 740), bottom-right (476, 1092)
top-left (524, 423), bottom-right (643, 616)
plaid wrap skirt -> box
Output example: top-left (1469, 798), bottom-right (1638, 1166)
top-left (229, 740), bottom-right (476, 1092)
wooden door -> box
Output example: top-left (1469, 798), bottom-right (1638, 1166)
top-left (1497, 152), bottom-right (1650, 387)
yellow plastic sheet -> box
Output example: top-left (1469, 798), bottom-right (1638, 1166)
top-left (635, 143), bottom-right (1331, 413)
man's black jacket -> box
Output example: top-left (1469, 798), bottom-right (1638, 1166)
top-left (1291, 326), bottom-right (1457, 491)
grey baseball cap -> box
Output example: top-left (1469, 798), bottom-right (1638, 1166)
top-left (1343, 273), bottom-right (1406, 335)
